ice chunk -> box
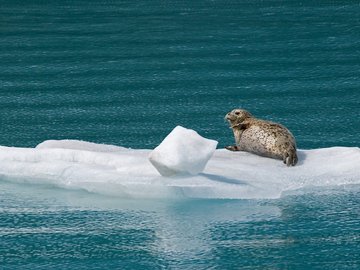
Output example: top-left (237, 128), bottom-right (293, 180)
top-left (148, 126), bottom-right (218, 176)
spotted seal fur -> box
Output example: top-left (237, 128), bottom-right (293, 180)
top-left (225, 109), bottom-right (298, 166)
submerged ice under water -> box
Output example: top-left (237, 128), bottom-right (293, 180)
top-left (0, 139), bottom-right (359, 200)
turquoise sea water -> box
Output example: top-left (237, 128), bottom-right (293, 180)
top-left (1, 1), bottom-right (359, 269)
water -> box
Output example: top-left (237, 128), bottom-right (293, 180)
top-left (1, 1), bottom-right (359, 269)
top-left (1, 182), bottom-right (359, 269)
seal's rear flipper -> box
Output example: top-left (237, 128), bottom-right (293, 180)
top-left (284, 151), bottom-right (298, 166)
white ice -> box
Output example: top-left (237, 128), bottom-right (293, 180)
top-left (0, 139), bottom-right (359, 199)
top-left (149, 126), bottom-right (218, 176)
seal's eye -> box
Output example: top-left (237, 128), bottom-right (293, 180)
top-left (235, 111), bottom-right (240, 115)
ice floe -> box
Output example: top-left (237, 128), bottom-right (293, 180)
top-left (0, 137), bottom-right (359, 199)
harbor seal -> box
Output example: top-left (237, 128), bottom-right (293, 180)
top-left (225, 109), bottom-right (298, 166)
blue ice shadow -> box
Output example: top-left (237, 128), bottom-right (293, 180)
top-left (296, 150), bottom-right (307, 166)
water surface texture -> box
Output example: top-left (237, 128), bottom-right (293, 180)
top-left (1, 0), bottom-right (360, 149)
top-left (1, 1), bottom-right (359, 269)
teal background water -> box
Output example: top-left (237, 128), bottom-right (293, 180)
top-left (1, 0), bottom-right (359, 149)
top-left (1, 1), bottom-right (359, 269)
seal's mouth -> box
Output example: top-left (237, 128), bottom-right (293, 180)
top-left (225, 113), bottom-right (235, 122)
top-left (225, 114), bottom-right (236, 129)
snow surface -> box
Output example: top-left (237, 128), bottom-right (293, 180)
top-left (0, 139), bottom-right (359, 199)
top-left (149, 126), bottom-right (218, 176)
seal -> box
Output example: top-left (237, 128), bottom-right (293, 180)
top-left (225, 109), bottom-right (298, 166)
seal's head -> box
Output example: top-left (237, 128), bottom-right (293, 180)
top-left (225, 109), bottom-right (252, 128)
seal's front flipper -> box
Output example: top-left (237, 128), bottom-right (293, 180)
top-left (225, 145), bottom-right (240, 151)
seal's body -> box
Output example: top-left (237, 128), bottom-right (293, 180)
top-left (225, 109), bottom-right (298, 166)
